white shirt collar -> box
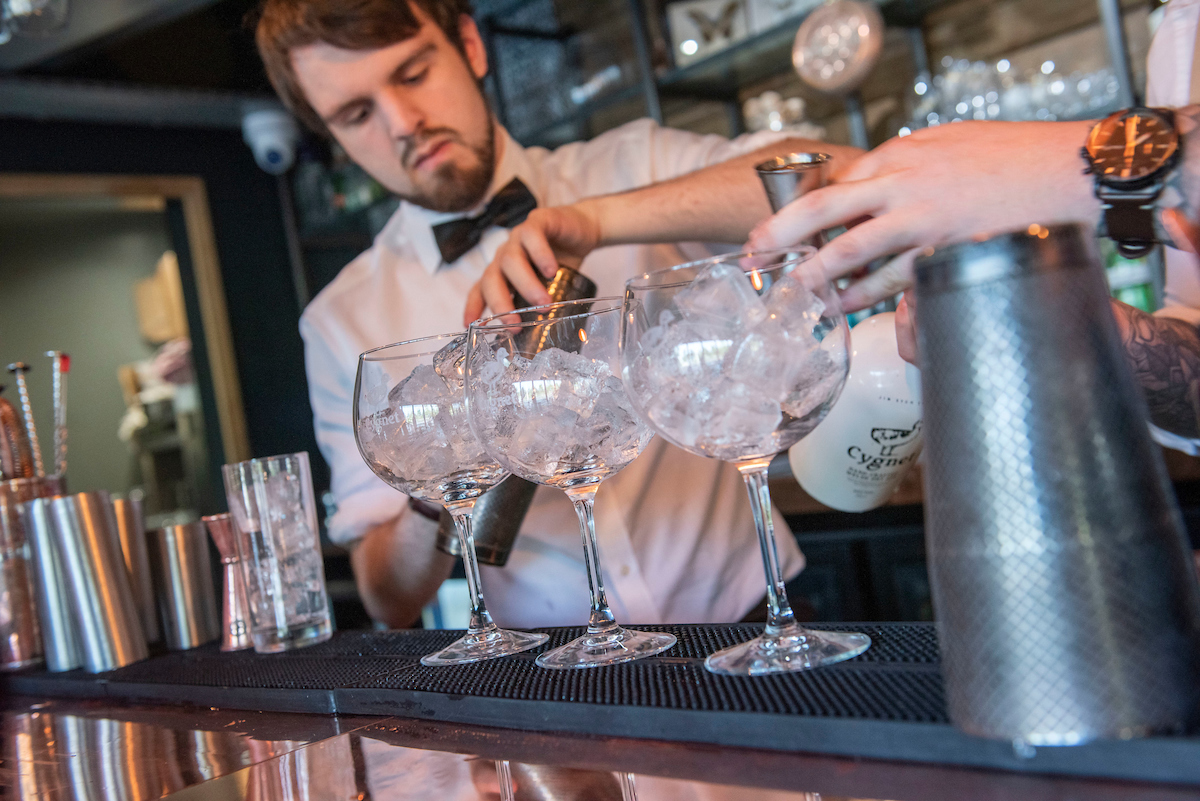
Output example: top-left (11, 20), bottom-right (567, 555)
top-left (378, 125), bottom-right (541, 275)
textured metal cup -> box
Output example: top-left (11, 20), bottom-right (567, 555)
top-left (49, 491), bottom-right (148, 672)
top-left (21, 496), bottom-right (83, 672)
top-left (112, 495), bottom-right (159, 644)
top-left (438, 264), bottom-right (598, 566)
top-left (0, 476), bottom-right (63, 671)
top-left (915, 224), bottom-right (1200, 746)
top-left (146, 522), bottom-right (220, 650)
top-left (202, 513), bottom-right (252, 652)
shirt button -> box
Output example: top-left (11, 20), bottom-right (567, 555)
top-left (620, 564), bottom-right (631, 577)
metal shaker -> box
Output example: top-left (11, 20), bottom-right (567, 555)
top-left (146, 521), bottom-right (220, 650)
top-left (203, 513), bottom-right (252, 651)
top-left (915, 224), bottom-right (1200, 746)
top-left (0, 476), bottom-right (61, 671)
top-left (436, 264), bottom-right (598, 565)
top-left (112, 494), bottom-right (160, 644)
top-left (22, 496), bottom-right (84, 672)
top-left (50, 491), bottom-right (148, 672)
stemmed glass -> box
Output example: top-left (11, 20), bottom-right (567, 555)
top-left (620, 248), bottom-right (871, 675)
top-left (466, 299), bottom-right (677, 669)
top-left (354, 333), bottom-right (548, 665)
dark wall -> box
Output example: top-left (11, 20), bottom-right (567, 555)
top-left (0, 118), bottom-right (329, 508)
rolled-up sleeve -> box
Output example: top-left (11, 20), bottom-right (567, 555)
top-left (300, 310), bottom-right (406, 546)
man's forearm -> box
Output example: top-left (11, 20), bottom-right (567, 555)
top-left (582, 138), bottom-right (861, 248)
top-left (350, 513), bottom-right (454, 628)
top-left (1111, 299), bottom-right (1200, 438)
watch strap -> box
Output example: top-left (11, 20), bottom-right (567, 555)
top-left (1100, 193), bottom-right (1158, 257)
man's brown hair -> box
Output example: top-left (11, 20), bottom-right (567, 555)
top-left (255, 0), bottom-right (474, 135)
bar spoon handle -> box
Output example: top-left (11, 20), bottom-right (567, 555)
top-left (45, 352), bottom-right (68, 477)
top-left (7, 362), bottom-right (44, 478)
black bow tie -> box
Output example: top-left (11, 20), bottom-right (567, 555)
top-left (431, 178), bottom-right (538, 266)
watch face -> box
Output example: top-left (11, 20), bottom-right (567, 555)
top-left (1086, 109), bottom-right (1179, 184)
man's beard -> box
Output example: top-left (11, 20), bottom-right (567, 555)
top-left (400, 121), bottom-right (496, 213)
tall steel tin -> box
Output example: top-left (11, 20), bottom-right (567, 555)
top-left (915, 224), bottom-right (1200, 745)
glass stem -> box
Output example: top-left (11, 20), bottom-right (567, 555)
top-left (565, 487), bottom-right (617, 634)
top-left (449, 504), bottom-right (496, 635)
top-left (738, 459), bottom-right (796, 634)
top-left (618, 772), bottom-right (638, 801)
top-left (496, 760), bottom-right (515, 801)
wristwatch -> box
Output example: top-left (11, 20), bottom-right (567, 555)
top-left (1081, 107), bottom-right (1180, 258)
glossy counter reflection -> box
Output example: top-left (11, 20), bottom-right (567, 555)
top-left (6, 697), bottom-right (1192, 800)
top-left (0, 701), bottom-right (830, 801)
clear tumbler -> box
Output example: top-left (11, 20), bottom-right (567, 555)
top-left (223, 452), bottom-right (332, 653)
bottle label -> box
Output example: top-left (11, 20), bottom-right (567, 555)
top-left (834, 419), bottom-right (923, 505)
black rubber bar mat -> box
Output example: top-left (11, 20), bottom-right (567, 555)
top-left (5, 623), bottom-right (1199, 786)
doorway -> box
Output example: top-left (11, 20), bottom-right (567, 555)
top-left (0, 174), bottom-right (249, 524)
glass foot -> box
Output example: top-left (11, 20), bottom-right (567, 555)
top-left (704, 625), bottom-right (870, 676)
top-left (420, 627), bottom-right (548, 666)
top-left (535, 627), bottom-right (676, 669)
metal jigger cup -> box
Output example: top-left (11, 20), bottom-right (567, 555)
top-left (202, 513), bottom-right (252, 652)
top-left (755, 152), bottom-right (831, 213)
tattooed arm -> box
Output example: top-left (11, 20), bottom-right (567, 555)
top-left (1110, 300), bottom-right (1200, 439)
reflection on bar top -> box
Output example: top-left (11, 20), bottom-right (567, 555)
top-left (5, 696), bottom-right (1192, 800)
top-left (0, 699), bottom-right (832, 801)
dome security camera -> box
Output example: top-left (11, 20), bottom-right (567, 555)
top-left (242, 108), bottom-right (300, 175)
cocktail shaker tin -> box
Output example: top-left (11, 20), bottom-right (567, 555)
top-left (147, 522), bottom-right (220, 650)
top-left (915, 224), bottom-right (1200, 746)
top-left (112, 494), bottom-right (160, 644)
top-left (50, 491), bottom-right (148, 672)
top-left (21, 496), bottom-right (83, 672)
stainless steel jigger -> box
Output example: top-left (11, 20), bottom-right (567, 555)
top-left (202, 513), bottom-right (251, 651)
top-left (755, 152), bottom-right (831, 213)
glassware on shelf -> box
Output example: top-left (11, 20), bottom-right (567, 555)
top-left (4, 0), bottom-right (69, 36)
top-left (904, 55), bottom-right (1122, 134)
top-left (620, 248), bottom-right (871, 675)
top-left (466, 299), bottom-right (676, 669)
top-left (354, 334), bottom-right (548, 666)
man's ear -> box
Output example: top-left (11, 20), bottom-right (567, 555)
top-left (460, 14), bottom-right (489, 80)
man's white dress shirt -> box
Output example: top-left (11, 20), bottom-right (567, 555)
top-left (301, 118), bottom-right (805, 628)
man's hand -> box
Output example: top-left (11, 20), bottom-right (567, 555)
top-left (748, 120), bottom-right (1100, 311)
top-left (462, 136), bottom-right (864, 325)
top-left (463, 203), bottom-right (602, 325)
